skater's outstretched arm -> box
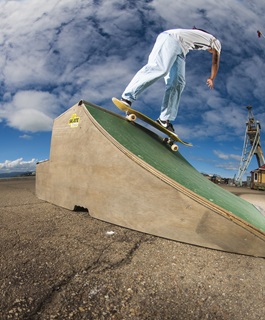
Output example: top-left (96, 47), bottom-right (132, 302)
top-left (206, 48), bottom-right (220, 89)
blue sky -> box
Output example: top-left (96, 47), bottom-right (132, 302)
top-left (0, 0), bottom-right (265, 178)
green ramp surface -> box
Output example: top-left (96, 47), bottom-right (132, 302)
top-left (84, 101), bottom-right (265, 234)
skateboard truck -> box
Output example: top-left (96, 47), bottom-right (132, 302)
top-left (163, 137), bottom-right (179, 152)
top-left (126, 112), bottom-right (179, 152)
top-left (126, 113), bottom-right (137, 122)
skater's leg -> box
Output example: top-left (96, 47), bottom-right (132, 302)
top-left (159, 53), bottom-right (186, 121)
top-left (122, 33), bottom-right (181, 103)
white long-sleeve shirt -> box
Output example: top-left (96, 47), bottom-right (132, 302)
top-left (165, 29), bottom-right (221, 56)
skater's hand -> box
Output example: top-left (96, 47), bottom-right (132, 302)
top-left (206, 78), bottom-right (214, 89)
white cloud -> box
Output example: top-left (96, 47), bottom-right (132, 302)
top-left (19, 134), bottom-right (32, 140)
top-left (214, 150), bottom-right (241, 161)
top-left (0, 158), bottom-right (37, 173)
top-left (215, 161), bottom-right (240, 172)
top-left (1, 90), bottom-right (59, 131)
top-left (0, 0), bottom-right (160, 131)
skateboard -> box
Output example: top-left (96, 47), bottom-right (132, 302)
top-left (112, 97), bottom-right (192, 151)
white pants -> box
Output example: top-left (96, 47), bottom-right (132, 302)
top-left (122, 32), bottom-right (186, 121)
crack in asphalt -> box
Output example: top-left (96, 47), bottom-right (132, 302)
top-left (21, 235), bottom-right (150, 319)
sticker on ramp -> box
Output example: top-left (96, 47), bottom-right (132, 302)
top-left (68, 114), bottom-right (80, 128)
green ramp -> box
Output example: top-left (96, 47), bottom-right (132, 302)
top-left (36, 100), bottom-right (265, 257)
top-left (85, 101), bottom-right (265, 234)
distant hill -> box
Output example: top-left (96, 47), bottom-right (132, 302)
top-left (0, 172), bottom-right (36, 178)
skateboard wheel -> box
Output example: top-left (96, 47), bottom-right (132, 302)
top-left (126, 113), bottom-right (137, 121)
top-left (163, 138), bottom-right (178, 151)
top-left (171, 144), bottom-right (179, 152)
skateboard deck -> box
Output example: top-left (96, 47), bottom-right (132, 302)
top-left (112, 97), bottom-right (192, 151)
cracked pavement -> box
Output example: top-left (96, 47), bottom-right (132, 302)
top-left (0, 177), bottom-right (265, 319)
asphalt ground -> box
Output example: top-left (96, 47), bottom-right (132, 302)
top-left (0, 177), bottom-right (264, 320)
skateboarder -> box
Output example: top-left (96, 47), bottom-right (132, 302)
top-left (119, 27), bottom-right (221, 132)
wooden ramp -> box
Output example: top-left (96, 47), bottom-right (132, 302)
top-left (36, 100), bottom-right (265, 257)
